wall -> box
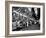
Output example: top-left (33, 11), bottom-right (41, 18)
top-left (0, 0), bottom-right (46, 38)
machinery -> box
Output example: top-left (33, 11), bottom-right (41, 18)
top-left (12, 7), bottom-right (40, 31)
